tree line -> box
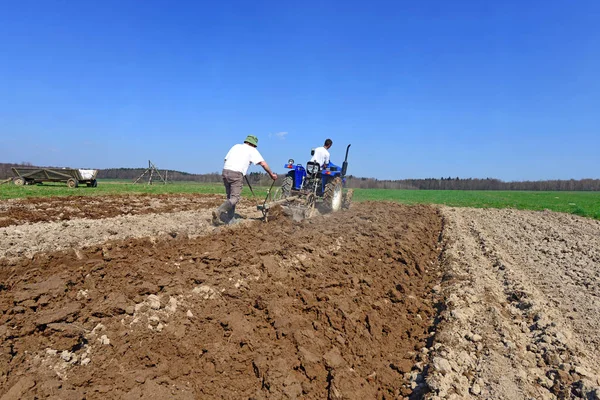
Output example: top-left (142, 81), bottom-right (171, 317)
top-left (343, 176), bottom-right (600, 191)
top-left (1, 163), bottom-right (598, 191)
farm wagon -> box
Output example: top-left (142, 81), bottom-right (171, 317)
top-left (12, 167), bottom-right (98, 188)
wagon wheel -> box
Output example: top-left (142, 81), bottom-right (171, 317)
top-left (91, 179), bottom-right (98, 188)
top-left (67, 178), bottom-right (79, 188)
top-left (13, 177), bottom-right (25, 186)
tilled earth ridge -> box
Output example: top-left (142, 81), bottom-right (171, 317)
top-left (0, 194), bottom-right (224, 228)
top-left (425, 207), bottom-right (600, 400)
top-left (0, 201), bottom-right (444, 399)
top-left (0, 196), bottom-right (263, 260)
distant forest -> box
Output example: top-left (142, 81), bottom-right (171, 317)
top-left (1, 163), bottom-right (599, 191)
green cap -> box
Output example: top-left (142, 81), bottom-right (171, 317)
top-left (244, 135), bottom-right (258, 146)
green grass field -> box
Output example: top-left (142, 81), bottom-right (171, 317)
top-left (0, 180), bottom-right (225, 199)
top-left (1, 180), bottom-right (599, 220)
top-left (352, 188), bottom-right (600, 220)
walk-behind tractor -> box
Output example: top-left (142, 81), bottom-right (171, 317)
top-left (258, 144), bottom-right (353, 221)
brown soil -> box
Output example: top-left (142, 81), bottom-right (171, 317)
top-left (0, 198), bottom-right (443, 399)
top-left (0, 194), bottom-right (224, 228)
top-left (2, 194), bottom-right (599, 400)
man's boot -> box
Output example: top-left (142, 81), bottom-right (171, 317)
top-left (227, 205), bottom-right (238, 225)
top-left (212, 201), bottom-right (232, 225)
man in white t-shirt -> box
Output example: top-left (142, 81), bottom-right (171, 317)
top-left (212, 135), bottom-right (278, 225)
top-left (309, 138), bottom-right (333, 168)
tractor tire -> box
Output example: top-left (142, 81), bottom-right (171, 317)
top-left (342, 189), bottom-right (354, 209)
top-left (323, 176), bottom-right (343, 212)
top-left (272, 175), bottom-right (293, 201)
top-left (13, 177), bottom-right (25, 186)
top-left (67, 178), bottom-right (78, 188)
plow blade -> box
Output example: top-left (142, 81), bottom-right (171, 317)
top-left (257, 197), bottom-right (291, 211)
top-left (259, 195), bottom-right (316, 222)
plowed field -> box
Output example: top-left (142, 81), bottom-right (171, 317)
top-left (1, 194), bottom-right (599, 399)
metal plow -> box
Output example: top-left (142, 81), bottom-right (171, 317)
top-left (256, 183), bottom-right (353, 223)
top-left (257, 185), bottom-right (316, 222)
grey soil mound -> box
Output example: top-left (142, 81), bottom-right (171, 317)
top-left (425, 207), bottom-right (600, 399)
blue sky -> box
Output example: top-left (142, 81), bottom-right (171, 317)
top-left (1, 0), bottom-right (598, 181)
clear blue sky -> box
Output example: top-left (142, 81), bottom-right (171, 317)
top-left (1, 0), bottom-right (598, 181)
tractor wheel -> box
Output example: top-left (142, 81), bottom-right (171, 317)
top-left (342, 189), bottom-right (354, 209)
top-left (67, 178), bottom-right (78, 188)
top-left (91, 179), bottom-right (98, 187)
top-left (272, 175), bottom-right (293, 202)
top-left (323, 177), bottom-right (343, 212)
top-left (13, 177), bottom-right (25, 186)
